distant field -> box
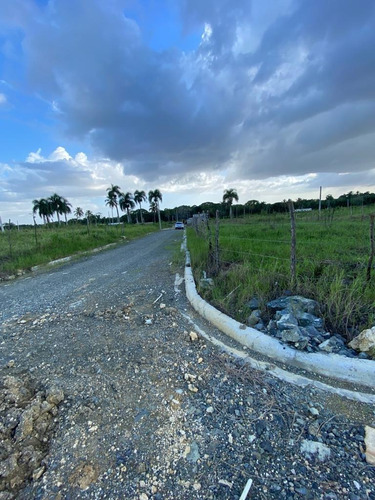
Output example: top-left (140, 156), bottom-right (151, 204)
top-left (0, 223), bottom-right (161, 278)
top-left (187, 205), bottom-right (375, 340)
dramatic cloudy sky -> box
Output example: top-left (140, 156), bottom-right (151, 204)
top-left (1, 0), bottom-right (375, 223)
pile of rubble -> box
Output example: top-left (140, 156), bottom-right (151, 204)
top-left (246, 295), bottom-right (375, 359)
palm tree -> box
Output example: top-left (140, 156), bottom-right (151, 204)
top-left (223, 188), bottom-right (239, 219)
top-left (106, 184), bottom-right (121, 223)
top-left (149, 201), bottom-right (158, 223)
top-left (134, 190), bottom-right (147, 224)
top-left (49, 193), bottom-right (70, 225)
top-left (148, 189), bottom-right (163, 229)
top-left (119, 192), bottom-right (135, 223)
top-left (74, 207), bottom-right (84, 221)
top-left (32, 198), bottom-right (53, 224)
top-left (60, 197), bottom-right (72, 223)
top-left (105, 195), bottom-right (117, 223)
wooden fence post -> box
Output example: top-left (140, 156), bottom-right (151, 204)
top-left (33, 215), bottom-right (38, 248)
top-left (214, 210), bottom-right (220, 274)
top-left (288, 200), bottom-right (297, 285)
top-left (366, 214), bottom-right (375, 282)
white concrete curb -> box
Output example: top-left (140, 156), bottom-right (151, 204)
top-left (184, 247), bottom-right (375, 391)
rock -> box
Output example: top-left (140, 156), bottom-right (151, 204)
top-left (308, 421), bottom-right (320, 437)
top-left (189, 331), bottom-right (198, 342)
top-left (0, 454), bottom-right (19, 478)
top-left (267, 297), bottom-right (289, 312)
top-left (4, 376), bottom-right (32, 405)
top-left (268, 296), bottom-right (320, 316)
top-left (308, 407), bottom-right (319, 417)
top-left (364, 426), bottom-right (375, 465)
top-left (255, 420), bottom-right (267, 436)
top-left (16, 401), bottom-right (42, 440)
top-left (300, 440), bottom-right (331, 462)
top-left (32, 465), bottom-right (46, 481)
top-left (69, 463), bottom-right (99, 490)
top-left (247, 309), bottom-right (262, 327)
top-left (302, 325), bottom-right (324, 338)
top-left (349, 327), bottom-right (375, 359)
top-left (186, 441), bottom-right (200, 463)
top-left (261, 439), bottom-right (273, 453)
top-left (318, 338), bottom-right (339, 353)
top-left (46, 386), bottom-right (64, 405)
top-left (298, 312), bottom-right (323, 329)
top-left (277, 313), bottom-right (299, 330)
top-left (267, 320), bottom-right (278, 336)
top-left (281, 327), bottom-right (302, 344)
top-left (246, 297), bottom-right (260, 310)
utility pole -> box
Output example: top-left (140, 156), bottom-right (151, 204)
top-left (0, 216), bottom-right (4, 232)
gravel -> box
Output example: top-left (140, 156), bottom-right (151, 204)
top-left (0, 229), bottom-right (374, 499)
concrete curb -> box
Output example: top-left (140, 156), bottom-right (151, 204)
top-left (183, 244), bottom-right (375, 391)
top-left (30, 243), bottom-right (118, 272)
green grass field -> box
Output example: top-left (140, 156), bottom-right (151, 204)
top-left (187, 205), bottom-right (375, 340)
top-left (0, 223), bottom-right (161, 278)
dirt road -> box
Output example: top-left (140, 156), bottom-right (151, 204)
top-left (1, 229), bottom-right (374, 499)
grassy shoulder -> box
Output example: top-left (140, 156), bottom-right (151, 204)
top-left (187, 206), bottom-right (375, 341)
top-left (0, 223), bottom-right (163, 278)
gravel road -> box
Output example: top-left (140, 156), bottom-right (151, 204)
top-left (1, 229), bottom-right (375, 499)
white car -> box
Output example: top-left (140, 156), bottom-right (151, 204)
top-left (174, 222), bottom-right (184, 230)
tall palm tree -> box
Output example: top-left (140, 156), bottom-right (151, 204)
top-left (60, 197), bottom-right (72, 223)
top-left (105, 195), bottom-right (117, 223)
top-left (134, 190), bottom-right (147, 224)
top-left (32, 198), bottom-right (53, 224)
top-left (106, 184), bottom-right (121, 223)
top-left (74, 207), bottom-right (84, 220)
top-left (223, 188), bottom-right (239, 219)
top-left (149, 201), bottom-right (157, 223)
top-left (49, 193), bottom-right (69, 225)
top-left (148, 189), bottom-right (162, 229)
top-left (119, 192), bottom-right (135, 223)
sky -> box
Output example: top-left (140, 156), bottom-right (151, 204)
top-left (1, 0), bottom-right (375, 224)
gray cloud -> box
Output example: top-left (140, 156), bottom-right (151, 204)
top-left (2, 0), bottom-right (375, 187)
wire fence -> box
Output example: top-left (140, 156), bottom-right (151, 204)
top-left (190, 202), bottom-right (375, 284)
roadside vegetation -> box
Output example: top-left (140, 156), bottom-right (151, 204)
top-left (0, 223), bottom-right (161, 278)
top-left (187, 204), bottom-right (375, 341)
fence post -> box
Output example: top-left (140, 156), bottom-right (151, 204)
top-left (7, 219), bottom-right (13, 257)
top-left (33, 215), bottom-right (38, 248)
top-left (214, 210), bottom-right (220, 274)
top-left (366, 214), bottom-right (375, 282)
top-left (288, 200), bottom-right (297, 285)
top-left (318, 186), bottom-right (322, 221)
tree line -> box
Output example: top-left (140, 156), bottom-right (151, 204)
top-left (31, 187), bottom-right (164, 227)
top-left (30, 188), bottom-right (375, 227)
top-left (170, 189), bottom-right (375, 221)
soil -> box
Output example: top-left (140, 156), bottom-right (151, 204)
top-left (0, 229), bottom-right (374, 499)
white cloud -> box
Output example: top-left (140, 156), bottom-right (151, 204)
top-left (0, 93), bottom-right (7, 106)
